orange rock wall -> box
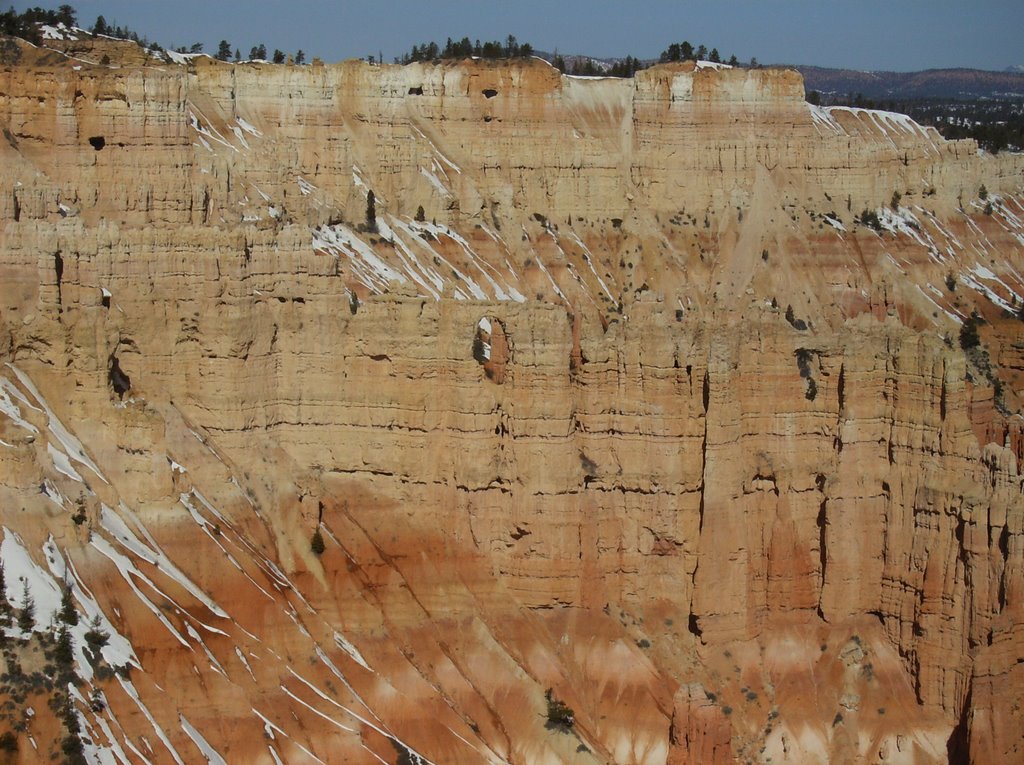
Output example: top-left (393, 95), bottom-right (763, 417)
top-left (1, 51), bottom-right (1023, 764)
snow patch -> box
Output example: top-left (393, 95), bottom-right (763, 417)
top-left (569, 232), bottom-right (615, 300)
top-left (180, 715), bottom-right (227, 765)
top-left (235, 647), bottom-right (256, 681)
top-left (916, 285), bottom-right (964, 325)
top-left (252, 708), bottom-right (288, 741)
top-left (99, 505), bottom-right (227, 617)
top-left (43, 539), bottom-right (139, 672)
top-left (119, 679), bottom-right (185, 765)
top-left (166, 50), bottom-right (208, 65)
top-left (41, 479), bottom-right (65, 509)
top-left (420, 167), bottom-right (451, 197)
top-left (313, 224), bottom-right (406, 292)
top-left (334, 631), bottom-right (371, 670)
top-left (7, 364), bottom-right (107, 482)
top-left (959, 264), bottom-right (1021, 312)
top-left (1, 528), bottom-right (63, 634)
top-left (235, 117), bottom-right (261, 137)
top-left (40, 23), bottom-right (73, 40)
top-left (823, 214), bottom-right (846, 233)
top-left (188, 111), bottom-right (237, 153)
top-left (229, 125), bottom-right (250, 150)
top-left (828, 106), bottom-right (936, 144)
top-left (0, 378), bottom-right (39, 433)
top-left (90, 535), bottom-right (191, 649)
top-left (808, 104), bottom-right (842, 135)
top-left (48, 444), bottom-right (84, 482)
top-left (534, 255), bottom-right (568, 303)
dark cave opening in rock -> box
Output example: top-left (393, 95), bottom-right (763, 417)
top-left (109, 354), bottom-right (131, 399)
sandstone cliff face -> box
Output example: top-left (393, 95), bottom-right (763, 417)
top-left (666, 684), bottom-right (732, 765)
top-left (0, 45), bottom-right (1022, 764)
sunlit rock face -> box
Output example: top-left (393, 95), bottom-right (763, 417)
top-left (1, 37), bottom-right (1023, 764)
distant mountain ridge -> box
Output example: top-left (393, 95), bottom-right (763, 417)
top-left (793, 65), bottom-right (1024, 100)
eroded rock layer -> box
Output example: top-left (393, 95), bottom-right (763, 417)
top-left (0, 45), bottom-right (1022, 764)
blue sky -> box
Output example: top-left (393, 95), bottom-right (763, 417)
top-left (18, 1), bottom-right (1024, 72)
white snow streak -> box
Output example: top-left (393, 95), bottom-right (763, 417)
top-left (180, 715), bottom-right (227, 765)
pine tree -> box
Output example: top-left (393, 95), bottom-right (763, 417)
top-left (544, 688), bottom-right (575, 730)
top-left (72, 494), bottom-right (87, 525)
top-left (415, 205), bottom-right (426, 222)
top-left (54, 624), bottom-right (74, 672)
top-left (959, 314), bottom-right (981, 350)
top-left (17, 580), bottom-right (34, 632)
top-left (59, 584), bottom-right (78, 626)
top-left (84, 615), bottom-right (109, 653)
top-left (366, 190), bottom-right (377, 233)
top-left (310, 528), bottom-right (325, 555)
top-left (0, 731), bottom-right (15, 752)
top-left (59, 695), bottom-right (85, 764)
top-left (57, 5), bottom-right (76, 27)
top-left (659, 43), bottom-right (680, 63)
top-left (0, 563), bottom-right (11, 627)
top-left (295, 50), bottom-right (305, 65)
top-left (61, 695), bottom-right (80, 736)
top-left (272, 49), bottom-right (285, 64)
top-left (216, 40), bottom-right (232, 61)
top-left (92, 15), bottom-right (107, 36)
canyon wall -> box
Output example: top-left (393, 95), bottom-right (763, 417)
top-left (0, 43), bottom-right (1023, 764)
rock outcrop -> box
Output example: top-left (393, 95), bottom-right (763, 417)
top-left (666, 684), bottom-right (732, 765)
top-left (0, 40), bottom-right (1022, 764)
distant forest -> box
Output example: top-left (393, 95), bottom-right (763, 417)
top-left (399, 37), bottom-right (746, 78)
top-left (399, 36), bottom-right (534, 64)
top-left (0, 4), bottom-right (306, 62)
top-left (0, 4), bottom-right (76, 44)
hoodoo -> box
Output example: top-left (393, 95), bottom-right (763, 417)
top-left (0, 32), bottom-right (1022, 765)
